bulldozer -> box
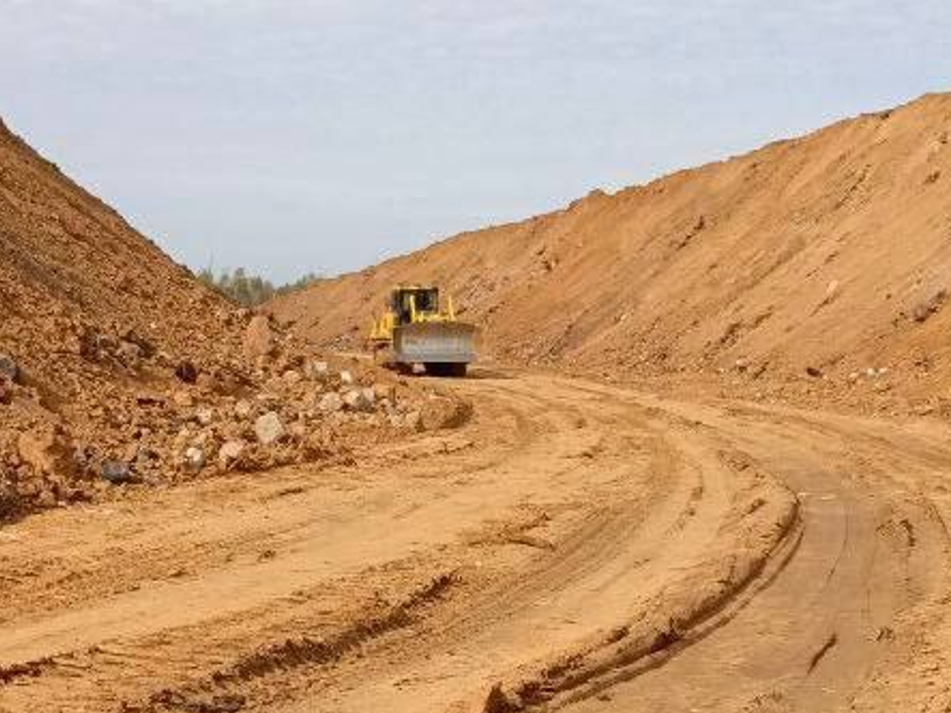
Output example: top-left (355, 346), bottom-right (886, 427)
top-left (369, 284), bottom-right (478, 377)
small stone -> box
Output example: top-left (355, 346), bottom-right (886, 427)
top-left (805, 366), bottom-right (823, 378)
top-left (0, 354), bottom-right (19, 381)
top-left (195, 407), bottom-right (214, 426)
top-left (218, 440), bottom-right (245, 467)
top-left (101, 460), bottom-right (133, 484)
top-left (339, 370), bottom-right (354, 385)
top-left (175, 360), bottom-right (198, 384)
top-left (254, 411), bottom-right (286, 445)
top-left (184, 446), bottom-right (206, 472)
top-left (243, 315), bottom-right (275, 361)
top-left (282, 370), bottom-right (302, 386)
top-left (342, 388), bottom-right (374, 412)
top-left (318, 392), bottom-right (344, 413)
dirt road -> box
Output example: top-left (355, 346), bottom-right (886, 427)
top-left (2, 369), bottom-right (950, 713)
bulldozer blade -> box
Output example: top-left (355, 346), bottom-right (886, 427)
top-left (393, 322), bottom-right (478, 364)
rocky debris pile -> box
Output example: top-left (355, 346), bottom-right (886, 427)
top-left (0, 117), bottom-right (469, 521)
top-left (0, 311), bottom-right (466, 519)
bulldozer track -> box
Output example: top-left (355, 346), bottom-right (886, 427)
top-left (1, 369), bottom-right (950, 713)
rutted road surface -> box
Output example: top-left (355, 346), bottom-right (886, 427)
top-left (1, 370), bottom-right (950, 713)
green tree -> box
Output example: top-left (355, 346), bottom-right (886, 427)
top-left (198, 266), bottom-right (319, 307)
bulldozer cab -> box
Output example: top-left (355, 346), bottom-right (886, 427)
top-left (391, 286), bottom-right (439, 325)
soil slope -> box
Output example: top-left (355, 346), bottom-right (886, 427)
top-left (0, 118), bottom-right (432, 517)
top-left (0, 116), bottom-right (255, 400)
top-left (272, 92), bottom-right (951, 410)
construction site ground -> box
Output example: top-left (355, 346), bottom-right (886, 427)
top-left (2, 366), bottom-right (949, 713)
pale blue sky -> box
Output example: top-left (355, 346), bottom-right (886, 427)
top-left (2, 1), bottom-right (949, 281)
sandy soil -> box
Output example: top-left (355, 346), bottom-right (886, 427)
top-left (2, 366), bottom-right (949, 713)
top-left (272, 92), bottom-right (951, 414)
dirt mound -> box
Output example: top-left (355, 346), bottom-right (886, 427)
top-left (271, 92), bottom-right (951, 412)
top-left (0, 118), bottom-right (436, 518)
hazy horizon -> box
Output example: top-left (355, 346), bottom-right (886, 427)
top-left (2, 1), bottom-right (948, 282)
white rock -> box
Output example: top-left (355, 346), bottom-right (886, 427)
top-left (184, 446), bottom-right (205, 472)
top-left (342, 388), bottom-right (374, 412)
top-left (339, 370), bottom-right (354, 385)
top-left (318, 392), bottom-right (344, 413)
top-left (254, 411), bottom-right (286, 445)
top-left (218, 440), bottom-right (245, 467)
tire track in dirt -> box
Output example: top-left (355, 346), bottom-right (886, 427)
top-left (0, 373), bottom-right (656, 713)
top-left (3, 370), bottom-right (949, 713)
top-left (556, 382), bottom-right (951, 713)
top-left (261, 378), bottom-right (798, 713)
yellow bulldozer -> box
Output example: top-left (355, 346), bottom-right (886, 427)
top-left (369, 284), bottom-right (478, 377)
